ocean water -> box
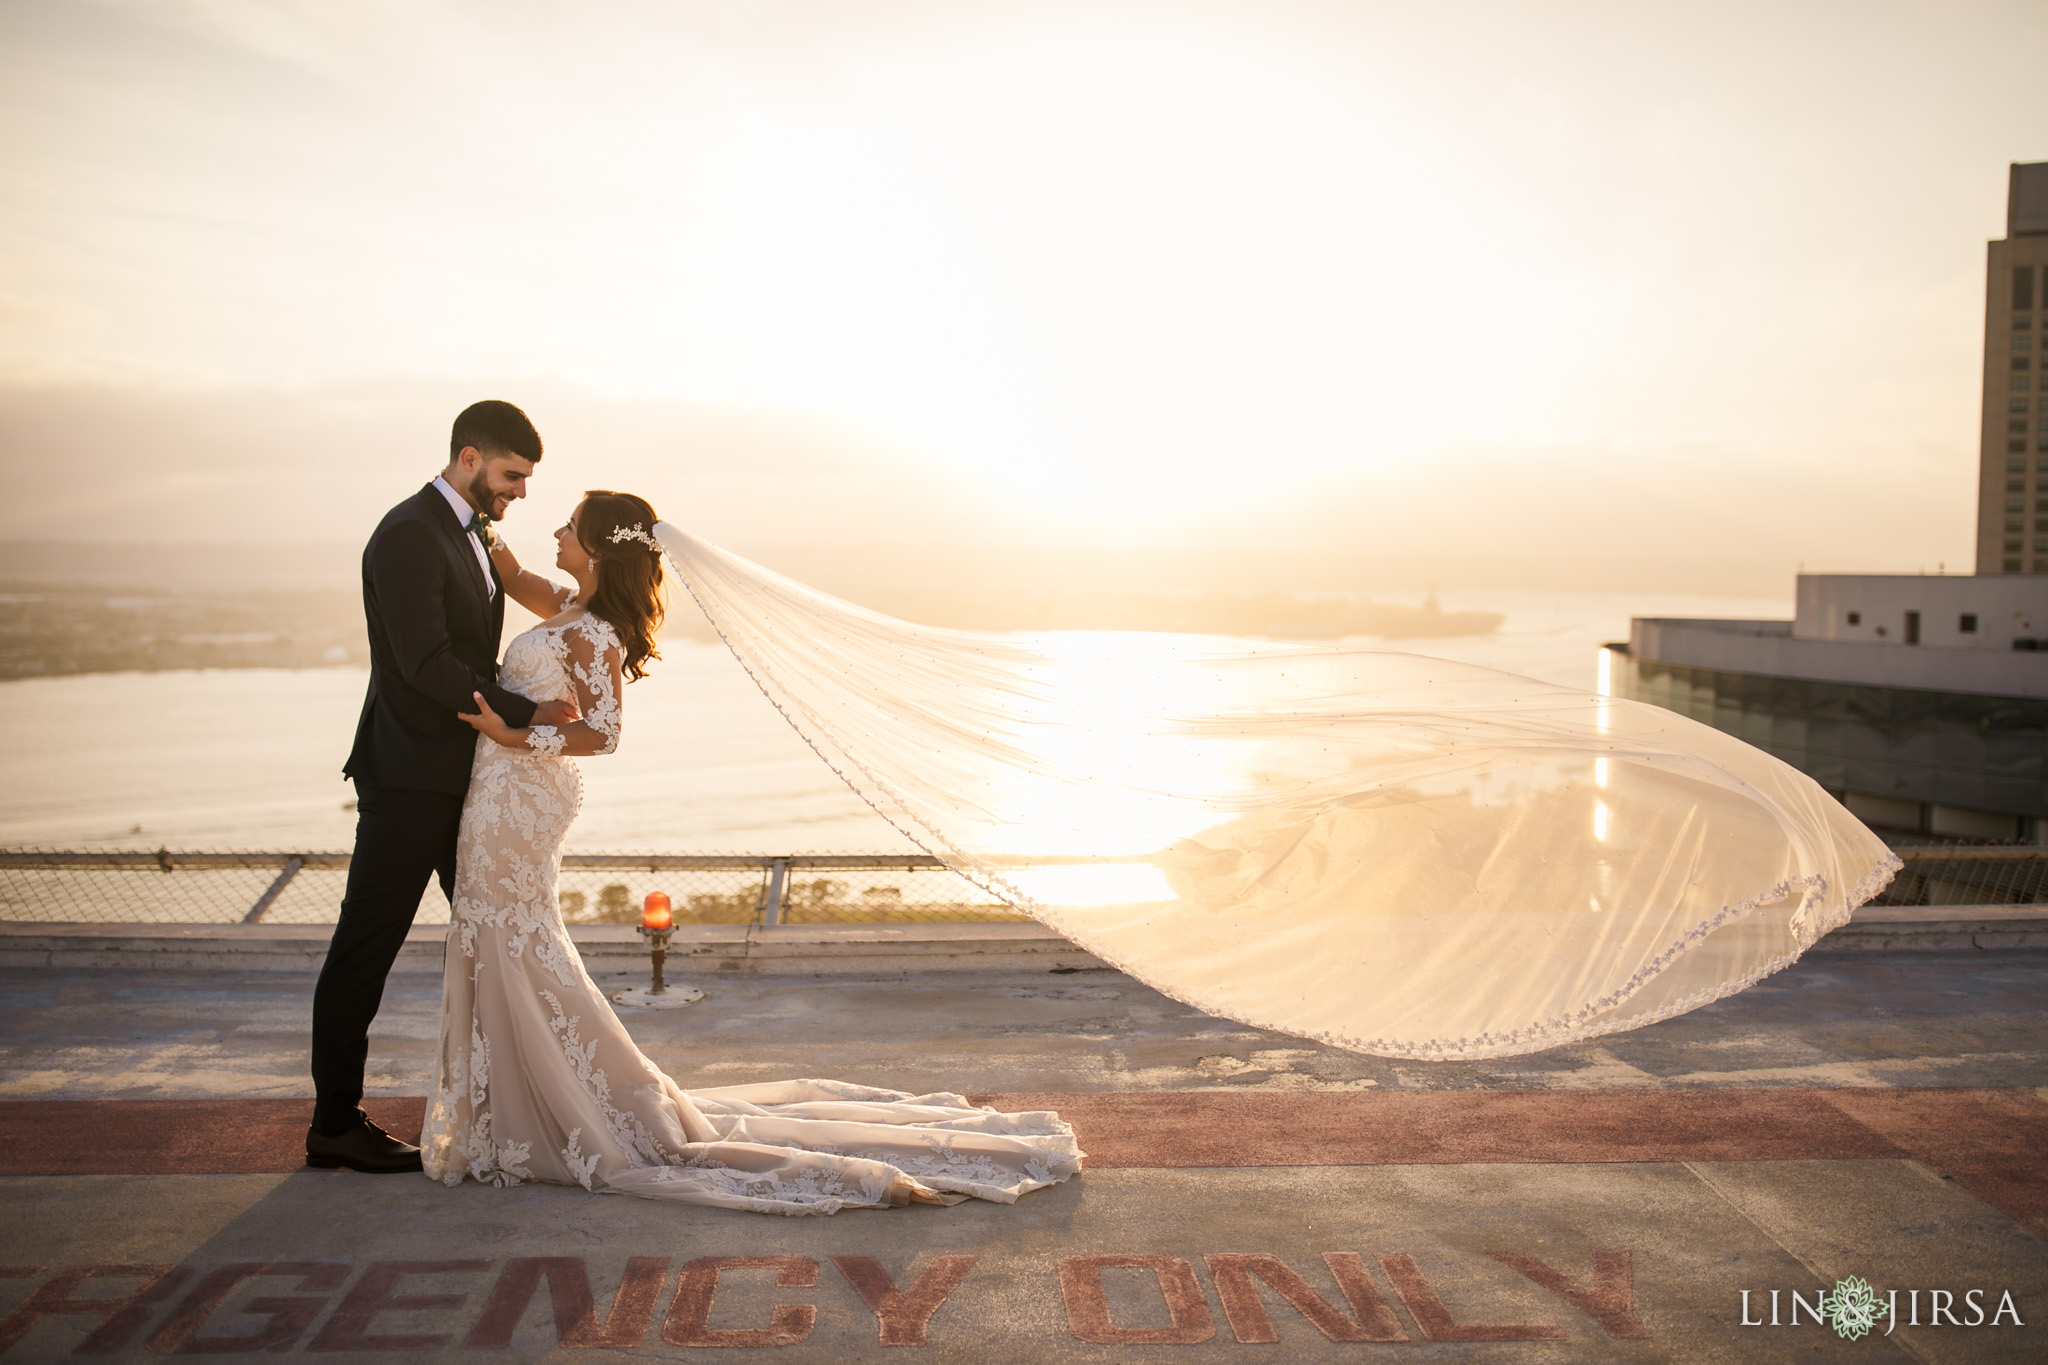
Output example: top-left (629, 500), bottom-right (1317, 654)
top-left (0, 589), bottom-right (1788, 853)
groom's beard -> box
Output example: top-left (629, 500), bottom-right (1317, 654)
top-left (465, 467), bottom-right (506, 521)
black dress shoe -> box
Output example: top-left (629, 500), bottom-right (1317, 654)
top-left (306, 1116), bottom-right (424, 1173)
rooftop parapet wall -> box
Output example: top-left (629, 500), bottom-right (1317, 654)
top-left (1630, 617), bottom-right (2048, 698)
top-left (1793, 574), bottom-right (2048, 649)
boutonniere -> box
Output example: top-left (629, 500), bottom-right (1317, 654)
top-left (476, 518), bottom-right (504, 551)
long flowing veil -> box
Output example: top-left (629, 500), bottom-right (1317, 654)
top-left (653, 524), bottom-right (1899, 1060)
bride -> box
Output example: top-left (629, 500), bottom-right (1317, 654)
top-left (429, 489), bottom-right (1083, 1215)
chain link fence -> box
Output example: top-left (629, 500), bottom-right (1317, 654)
top-left (1866, 846), bottom-right (2048, 908)
top-left (0, 850), bottom-right (1027, 926)
top-left (553, 855), bottom-right (1029, 926)
top-left (0, 851), bottom-right (348, 926)
top-left (4, 842), bottom-right (2044, 926)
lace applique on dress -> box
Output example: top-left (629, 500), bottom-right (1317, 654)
top-left (540, 988), bottom-right (668, 1167)
top-left (562, 1128), bottom-right (600, 1190)
top-left (493, 1138), bottom-right (535, 1185)
top-left (564, 614), bottom-right (622, 754)
top-left (656, 1155), bottom-right (894, 1216)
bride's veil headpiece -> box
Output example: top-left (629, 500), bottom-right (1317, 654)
top-left (649, 525), bottom-right (1897, 1060)
top-left (607, 523), bottom-right (662, 553)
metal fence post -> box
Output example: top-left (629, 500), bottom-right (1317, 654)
top-left (243, 856), bottom-right (305, 924)
top-left (760, 858), bottom-right (789, 927)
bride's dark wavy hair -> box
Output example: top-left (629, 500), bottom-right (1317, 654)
top-left (576, 490), bottom-right (665, 682)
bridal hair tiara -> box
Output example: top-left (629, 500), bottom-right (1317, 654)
top-left (606, 523), bottom-right (662, 554)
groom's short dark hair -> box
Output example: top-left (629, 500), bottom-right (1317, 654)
top-left (451, 400), bottom-right (543, 463)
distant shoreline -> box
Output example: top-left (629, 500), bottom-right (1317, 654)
top-left (1, 580), bottom-right (1505, 681)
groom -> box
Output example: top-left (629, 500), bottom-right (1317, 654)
top-left (307, 399), bottom-right (578, 1172)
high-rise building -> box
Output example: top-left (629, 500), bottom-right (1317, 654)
top-left (1978, 161), bottom-right (2048, 575)
top-left (1606, 164), bottom-right (2048, 845)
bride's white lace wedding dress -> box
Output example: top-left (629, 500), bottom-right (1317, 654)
top-left (420, 609), bottom-right (1083, 1215)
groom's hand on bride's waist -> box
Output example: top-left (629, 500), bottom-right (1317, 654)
top-left (533, 698), bottom-right (581, 727)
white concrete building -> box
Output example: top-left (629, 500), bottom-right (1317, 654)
top-left (1629, 575), bottom-right (2048, 706)
top-left (1794, 574), bottom-right (2045, 650)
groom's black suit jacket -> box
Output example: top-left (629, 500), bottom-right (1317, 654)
top-left (344, 484), bottom-right (540, 796)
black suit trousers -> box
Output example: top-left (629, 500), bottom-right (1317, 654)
top-left (310, 779), bottom-right (464, 1134)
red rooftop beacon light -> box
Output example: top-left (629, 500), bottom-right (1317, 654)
top-left (639, 891), bottom-right (674, 992)
top-left (611, 891), bottom-right (702, 1009)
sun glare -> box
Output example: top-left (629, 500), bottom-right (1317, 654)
top-left (562, 25), bottom-right (1552, 527)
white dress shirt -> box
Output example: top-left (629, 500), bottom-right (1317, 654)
top-left (431, 475), bottom-right (496, 598)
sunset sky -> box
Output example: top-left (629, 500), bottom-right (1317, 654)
top-left (2, 0), bottom-right (2044, 594)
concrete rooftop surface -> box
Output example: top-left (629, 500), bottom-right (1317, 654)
top-left (0, 945), bottom-right (2043, 1361)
